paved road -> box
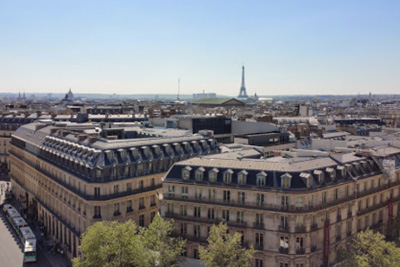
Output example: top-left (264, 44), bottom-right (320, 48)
top-left (0, 181), bottom-right (66, 267)
top-left (0, 207), bottom-right (24, 266)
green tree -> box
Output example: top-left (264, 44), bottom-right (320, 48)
top-left (199, 223), bottom-right (255, 267)
top-left (340, 228), bottom-right (400, 267)
top-left (139, 214), bottom-right (186, 267)
top-left (72, 220), bottom-right (149, 267)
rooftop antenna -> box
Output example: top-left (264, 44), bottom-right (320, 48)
top-left (177, 78), bottom-right (180, 101)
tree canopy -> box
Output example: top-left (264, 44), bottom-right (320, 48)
top-left (139, 214), bottom-right (186, 267)
top-left (339, 228), bottom-right (400, 267)
top-left (72, 215), bottom-right (185, 267)
top-left (199, 223), bottom-right (255, 267)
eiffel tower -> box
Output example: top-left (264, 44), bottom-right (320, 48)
top-left (238, 65), bottom-right (248, 98)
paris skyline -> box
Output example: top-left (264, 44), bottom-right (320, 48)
top-left (0, 1), bottom-right (399, 96)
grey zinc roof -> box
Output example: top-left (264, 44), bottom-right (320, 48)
top-left (90, 135), bottom-right (207, 150)
top-left (174, 156), bottom-right (337, 172)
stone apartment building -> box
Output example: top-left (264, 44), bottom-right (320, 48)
top-left (160, 149), bottom-right (400, 267)
top-left (0, 114), bottom-right (35, 173)
top-left (9, 121), bottom-right (218, 258)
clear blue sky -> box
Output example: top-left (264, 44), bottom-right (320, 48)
top-left (0, 0), bottom-right (399, 96)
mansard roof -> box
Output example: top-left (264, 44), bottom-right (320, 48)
top-left (164, 154), bottom-right (386, 191)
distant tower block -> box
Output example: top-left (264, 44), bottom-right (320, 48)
top-left (238, 65), bottom-right (248, 98)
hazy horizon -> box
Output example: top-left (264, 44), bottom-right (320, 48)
top-left (1, 1), bottom-right (399, 96)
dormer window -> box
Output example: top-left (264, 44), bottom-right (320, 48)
top-left (337, 166), bottom-right (345, 178)
top-left (195, 167), bottom-right (205, 181)
top-left (281, 173), bottom-right (292, 188)
top-left (345, 164), bottom-right (352, 176)
top-left (209, 168), bottom-right (219, 182)
top-left (182, 166), bottom-right (192, 180)
top-left (314, 170), bottom-right (324, 184)
top-left (326, 168), bottom-right (335, 182)
top-left (223, 169), bottom-right (233, 184)
top-left (256, 172), bottom-right (267, 186)
top-left (300, 172), bottom-right (312, 188)
top-left (238, 170), bottom-right (248, 185)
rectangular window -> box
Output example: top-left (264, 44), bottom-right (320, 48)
top-left (94, 206), bottom-right (101, 218)
top-left (180, 205), bottom-right (187, 216)
top-left (114, 203), bottom-right (120, 216)
top-left (150, 195), bottom-right (156, 206)
top-left (208, 208), bottom-right (215, 220)
top-left (208, 189), bottom-right (216, 200)
top-left (237, 211), bottom-right (244, 223)
top-left (280, 216), bottom-right (289, 230)
top-left (255, 259), bottom-right (264, 267)
top-left (127, 182), bottom-right (132, 191)
top-left (139, 215), bottom-right (145, 227)
top-left (255, 233), bottom-right (264, 249)
top-left (223, 190), bottom-right (231, 203)
top-left (168, 185), bottom-right (175, 197)
top-left (139, 197), bottom-right (145, 210)
top-left (334, 189), bottom-right (338, 200)
top-left (345, 186), bottom-right (349, 197)
top-left (256, 213), bottom-right (263, 225)
top-left (256, 193), bottom-right (264, 206)
top-left (181, 223), bottom-right (187, 235)
top-left (126, 200), bottom-right (133, 212)
top-left (238, 192), bottom-right (245, 204)
top-left (151, 178), bottom-right (155, 187)
top-left (139, 180), bottom-right (144, 189)
top-left (322, 191), bottom-right (327, 203)
top-left (296, 237), bottom-right (304, 253)
top-left (182, 186), bottom-right (188, 198)
top-left (194, 206), bottom-right (201, 218)
top-left (194, 225), bottom-right (200, 238)
top-left (114, 185), bottom-right (119, 194)
top-left (94, 187), bottom-right (100, 197)
top-left (195, 188), bottom-right (202, 200)
top-left (222, 210), bottom-right (230, 221)
top-left (281, 196), bottom-right (289, 210)
top-left (167, 203), bottom-right (174, 214)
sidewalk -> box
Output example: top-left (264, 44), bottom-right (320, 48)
top-left (0, 183), bottom-right (70, 267)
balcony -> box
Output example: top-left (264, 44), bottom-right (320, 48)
top-left (279, 247), bottom-right (289, 254)
top-left (296, 248), bottom-right (305, 255)
top-left (311, 223), bottom-right (318, 231)
top-left (126, 207), bottom-right (133, 213)
top-left (113, 211), bottom-right (121, 217)
top-left (227, 221), bottom-right (247, 228)
top-left (92, 215), bottom-right (102, 220)
top-left (163, 193), bottom-right (357, 214)
top-left (347, 232), bottom-right (352, 237)
top-left (139, 205), bottom-right (145, 210)
top-left (254, 243), bottom-right (264, 250)
top-left (278, 225), bottom-right (290, 232)
top-left (150, 202), bottom-right (157, 207)
top-left (295, 225), bottom-right (306, 233)
top-left (253, 222), bottom-right (265, 230)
